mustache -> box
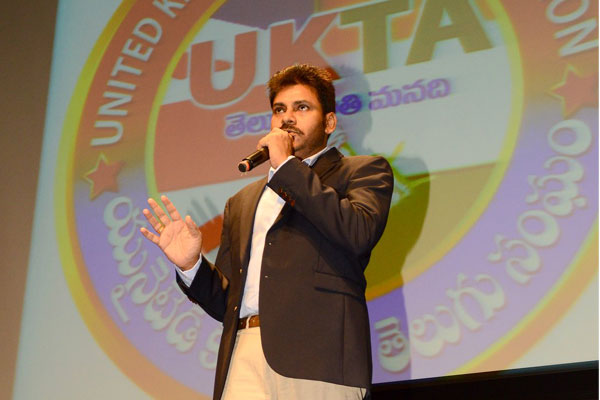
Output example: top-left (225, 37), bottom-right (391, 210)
top-left (280, 123), bottom-right (302, 135)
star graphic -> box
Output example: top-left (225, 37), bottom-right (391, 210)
top-left (550, 65), bottom-right (598, 118)
top-left (84, 153), bottom-right (125, 200)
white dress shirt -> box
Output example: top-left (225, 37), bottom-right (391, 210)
top-left (177, 147), bottom-right (332, 317)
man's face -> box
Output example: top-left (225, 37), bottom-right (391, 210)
top-left (271, 84), bottom-right (336, 160)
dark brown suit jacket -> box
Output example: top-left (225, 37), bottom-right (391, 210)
top-left (177, 147), bottom-right (393, 400)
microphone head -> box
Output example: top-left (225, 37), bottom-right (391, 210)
top-left (238, 160), bottom-right (251, 173)
top-left (238, 147), bottom-right (269, 172)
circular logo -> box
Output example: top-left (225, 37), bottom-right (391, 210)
top-left (57, 0), bottom-right (597, 396)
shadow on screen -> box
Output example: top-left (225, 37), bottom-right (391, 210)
top-left (332, 65), bottom-right (431, 382)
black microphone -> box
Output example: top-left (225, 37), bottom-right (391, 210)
top-left (238, 147), bottom-right (269, 172)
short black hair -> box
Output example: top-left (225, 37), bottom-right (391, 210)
top-left (268, 64), bottom-right (336, 115)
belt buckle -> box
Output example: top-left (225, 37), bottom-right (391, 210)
top-left (248, 315), bottom-right (259, 328)
top-left (239, 315), bottom-right (258, 329)
top-left (239, 315), bottom-right (250, 329)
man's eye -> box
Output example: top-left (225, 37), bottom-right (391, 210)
top-left (298, 104), bottom-right (309, 111)
top-left (273, 108), bottom-right (284, 113)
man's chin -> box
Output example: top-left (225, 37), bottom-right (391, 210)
top-left (292, 146), bottom-right (306, 159)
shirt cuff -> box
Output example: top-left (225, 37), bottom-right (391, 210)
top-left (175, 257), bottom-right (201, 287)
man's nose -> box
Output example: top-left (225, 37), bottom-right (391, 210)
top-left (282, 110), bottom-right (296, 124)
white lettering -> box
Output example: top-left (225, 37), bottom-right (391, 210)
top-left (547, 0), bottom-right (589, 24)
top-left (133, 18), bottom-right (162, 44)
top-left (153, 0), bottom-right (186, 18)
top-left (98, 91), bottom-right (132, 116)
top-left (122, 38), bottom-right (153, 62)
top-left (92, 120), bottom-right (123, 146)
top-left (548, 118), bottom-right (592, 155)
top-left (517, 210), bottom-right (560, 247)
top-left (556, 19), bottom-right (598, 56)
top-left (107, 79), bottom-right (136, 91)
top-left (111, 56), bottom-right (142, 77)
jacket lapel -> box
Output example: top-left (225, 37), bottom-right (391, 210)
top-left (311, 147), bottom-right (343, 180)
top-left (271, 203), bottom-right (291, 228)
top-left (270, 147), bottom-right (343, 228)
top-left (238, 148), bottom-right (343, 263)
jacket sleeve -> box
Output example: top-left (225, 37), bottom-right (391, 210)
top-left (176, 199), bottom-right (233, 322)
top-left (266, 155), bottom-right (393, 256)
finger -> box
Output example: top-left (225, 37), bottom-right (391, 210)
top-left (148, 197), bottom-right (170, 226)
top-left (184, 215), bottom-right (200, 236)
top-left (269, 128), bottom-right (293, 143)
top-left (142, 208), bottom-right (164, 233)
top-left (139, 227), bottom-right (159, 245)
top-left (161, 195), bottom-right (182, 221)
top-left (282, 130), bottom-right (295, 140)
top-left (257, 132), bottom-right (274, 149)
top-left (272, 127), bottom-right (291, 136)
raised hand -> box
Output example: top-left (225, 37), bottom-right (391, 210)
top-left (257, 128), bottom-right (294, 169)
top-left (140, 195), bottom-right (202, 271)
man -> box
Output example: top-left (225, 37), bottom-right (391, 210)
top-left (140, 64), bottom-right (393, 400)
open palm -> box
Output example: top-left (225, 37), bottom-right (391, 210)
top-left (140, 195), bottom-right (202, 271)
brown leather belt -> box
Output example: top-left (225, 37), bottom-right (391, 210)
top-left (238, 315), bottom-right (260, 329)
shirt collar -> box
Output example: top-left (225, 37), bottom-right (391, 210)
top-left (268, 146), bottom-right (332, 181)
top-left (302, 145), bottom-right (332, 167)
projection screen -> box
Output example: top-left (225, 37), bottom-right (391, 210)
top-left (14, 0), bottom-right (598, 398)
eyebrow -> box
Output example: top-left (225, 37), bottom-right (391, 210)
top-left (272, 100), bottom-right (314, 108)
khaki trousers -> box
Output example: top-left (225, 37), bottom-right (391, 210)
top-left (221, 327), bottom-right (367, 400)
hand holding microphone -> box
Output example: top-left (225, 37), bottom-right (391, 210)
top-left (238, 127), bottom-right (295, 172)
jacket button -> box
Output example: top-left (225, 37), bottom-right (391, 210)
top-left (234, 306), bottom-right (238, 311)
top-left (239, 268), bottom-right (243, 274)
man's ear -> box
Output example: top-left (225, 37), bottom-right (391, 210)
top-left (324, 112), bottom-right (337, 134)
